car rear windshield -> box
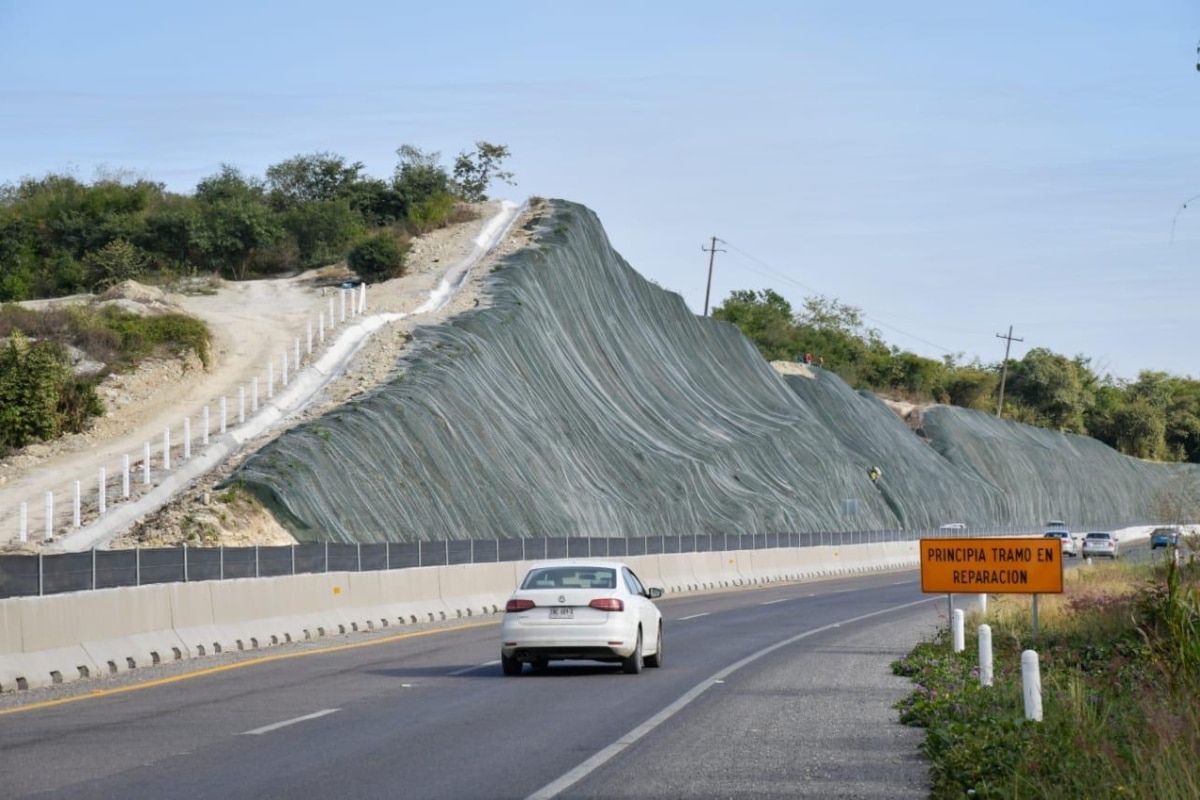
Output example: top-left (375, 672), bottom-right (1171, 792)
top-left (1086, 533), bottom-right (1112, 540)
top-left (521, 567), bottom-right (618, 590)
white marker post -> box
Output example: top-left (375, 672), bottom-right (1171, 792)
top-left (239, 386), bottom-right (246, 424)
top-left (294, 337), bottom-right (300, 371)
top-left (44, 491), bottom-right (53, 542)
top-left (1022, 650), bottom-right (1042, 721)
top-left (163, 428), bottom-right (171, 471)
top-left (143, 442), bottom-right (151, 484)
top-left (307, 321), bottom-right (313, 355)
top-left (268, 363), bottom-right (274, 399)
top-left (359, 282), bottom-right (366, 314)
top-left (18, 502), bottom-right (27, 543)
top-left (203, 405), bottom-right (210, 446)
top-left (340, 288), bottom-right (346, 322)
top-left (951, 608), bottom-right (965, 653)
top-left (252, 377), bottom-right (259, 412)
top-left (319, 312), bottom-right (326, 343)
top-left (220, 396), bottom-right (227, 434)
top-left (122, 454), bottom-right (130, 498)
top-left (979, 624), bottom-right (993, 687)
top-left (183, 418), bottom-right (191, 460)
top-left (98, 468), bottom-right (107, 515)
top-left (73, 481), bottom-right (82, 527)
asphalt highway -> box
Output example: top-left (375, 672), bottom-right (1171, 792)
top-left (0, 569), bottom-right (948, 799)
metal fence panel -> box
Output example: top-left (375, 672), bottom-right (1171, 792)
top-left (257, 546), bottom-right (294, 578)
top-left (497, 539), bottom-right (524, 563)
top-left (361, 544), bottom-right (388, 571)
top-left (185, 548), bottom-right (223, 581)
top-left (96, 550), bottom-right (138, 589)
top-left (40, 552), bottom-right (92, 595)
top-left (391, 543), bottom-right (420, 569)
top-left (294, 544), bottom-right (326, 574)
top-left (0, 555), bottom-right (41, 598)
top-left (447, 540), bottom-right (472, 566)
top-left (220, 547), bottom-right (258, 579)
top-left (418, 540), bottom-right (447, 567)
top-left (327, 543), bottom-right (361, 572)
top-left (138, 548), bottom-right (185, 585)
top-left (545, 538), bottom-right (567, 559)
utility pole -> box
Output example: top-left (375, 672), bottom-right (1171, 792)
top-left (702, 236), bottom-right (726, 316)
top-left (995, 325), bottom-right (1024, 418)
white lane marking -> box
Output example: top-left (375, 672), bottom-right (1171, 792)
top-left (448, 660), bottom-right (500, 676)
top-left (241, 708), bottom-right (339, 736)
top-left (892, 580), bottom-right (916, 585)
top-left (677, 612), bottom-right (711, 621)
top-left (759, 598), bottom-right (791, 606)
top-left (524, 595), bottom-right (940, 800)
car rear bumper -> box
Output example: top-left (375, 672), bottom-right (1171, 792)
top-left (500, 620), bottom-right (638, 661)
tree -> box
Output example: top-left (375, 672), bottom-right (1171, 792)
top-left (84, 238), bottom-right (149, 290)
top-left (393, 145), bottom-right (450, 208)
top-left (453, 141), bottom-right (515, 202)
top-left (192, 199), bottom-right (281, 280)
top-left (1005, 348), bottom-right (1094, 432)
top-left (0, 332), bottom-right (71, 448)
top-left (195, 165), bottom-right (265, 205)
top-left (347, 233), bottom-right (406, 282)
top-left (280, 200), bottom-right (364, 267)
top-left (711, 289), bottom-right (798, 362)
top-left (265, 152), bottom-right (365, 211)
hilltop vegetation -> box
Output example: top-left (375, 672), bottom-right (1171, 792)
top-left (0, 142), bottom-right (514, 454)
top-left (714, 289), bottom-right (1200, 464)
top-left (0, 142), bottom-right (513, 299)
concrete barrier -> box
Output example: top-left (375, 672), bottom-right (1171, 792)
top-left (657, 553), bottom-right (698, 594)
top-left (0, 540), bottom-right (931, 694)
top-left (379, 567), bottom-right (451, 625)
top-left (439, 562), bottom-right (518, 619)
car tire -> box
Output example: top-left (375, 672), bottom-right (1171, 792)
top-left (501, 653), bottom-right (523, 676)
top-left (622, 629), bottom-right (644, 674)
top-left (645, 623), bottom-right (664, 668)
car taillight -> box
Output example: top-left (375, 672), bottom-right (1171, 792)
top-left (589, 598), bottom-right (624, 612)
top-left (506, 598), bottom-right (536, 612)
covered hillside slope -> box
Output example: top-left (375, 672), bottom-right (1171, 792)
top-left (233, 200), bottom-right (1194, 543)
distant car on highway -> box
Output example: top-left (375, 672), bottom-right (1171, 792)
top-left (500, 560), bottom-right (664, 676)
top-left (1082, 531), bottom-right (1120, 559)
top-left (1151, 527), bottom-right (1182, 550)
top-left (1044, 529), bottom-right (1078, 557)
top-left (938, 523), bottom-right (966, 537)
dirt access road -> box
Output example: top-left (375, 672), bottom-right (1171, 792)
top-left (0, 199), bottom-right (535, 551)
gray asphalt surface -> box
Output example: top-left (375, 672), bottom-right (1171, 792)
top-left (0, 569), bottom-right (946, 799)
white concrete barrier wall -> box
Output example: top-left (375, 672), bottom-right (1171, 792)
top-left (1, 539), bottom-right (940, 692)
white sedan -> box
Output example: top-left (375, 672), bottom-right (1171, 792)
top-left (500, 560), bottom-right (664, 675)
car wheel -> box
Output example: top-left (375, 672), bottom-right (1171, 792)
top-left (501, 653), bottom-right (523, 676)
top-left (645, 623), bottom-right (664, 668)
top-left (622, 629), bottom-right (644, 674)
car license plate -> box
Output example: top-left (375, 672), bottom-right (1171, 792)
top-left (550, 607), bottom-right (573, 619)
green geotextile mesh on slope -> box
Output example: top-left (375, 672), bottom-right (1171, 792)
top-left (918, 405), bottom-right (1196, 531)
top-left (232, 200), bottom-right (1194, 543)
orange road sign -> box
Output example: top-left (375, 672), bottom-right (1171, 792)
top-left (920, 537), bottom-right (1063, 594)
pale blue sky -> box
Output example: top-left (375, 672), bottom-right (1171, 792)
top-left (3, 1), bottom-right (1200, 379)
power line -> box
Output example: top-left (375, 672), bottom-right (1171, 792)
top-left (718, 239), bottom-right (960, 354)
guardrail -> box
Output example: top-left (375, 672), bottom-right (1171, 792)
top-left (0, 525), bottom-right (1058, 599)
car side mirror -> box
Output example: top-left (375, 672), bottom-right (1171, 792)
top-left (647, 587), bottom-right (663, 599)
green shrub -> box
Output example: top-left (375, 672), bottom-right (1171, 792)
top-left (347, 232), bottom-right (406, 282)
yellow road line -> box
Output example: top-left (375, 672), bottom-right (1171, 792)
top-left (0, 620), bottom-right (498, 717)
